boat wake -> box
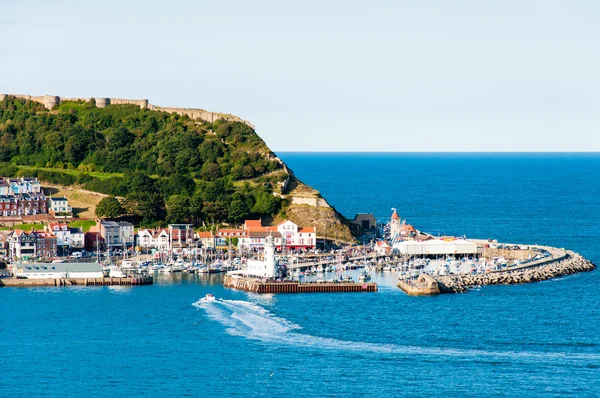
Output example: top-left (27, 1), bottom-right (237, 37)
top-left (193, 298), bottom-right (600, 365)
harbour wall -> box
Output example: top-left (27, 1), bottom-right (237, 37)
top-left (435, 250), bottom-right (595, 293)
top-left (224, 275), bottom-right (378, 293)
top-left (0, 276), bottom-right (153, 287)
top-left (0, 94), bottom-right (254, 129)
top-left (398, 274), bottom-right (440, 296)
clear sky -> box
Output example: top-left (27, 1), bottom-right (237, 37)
top-left (1, 0), bottom-right (598, 152)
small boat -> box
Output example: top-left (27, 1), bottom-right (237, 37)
top-left (201, 294), bottom-right (216, 302)
top-left (358, 271), bottom-right (371, 281)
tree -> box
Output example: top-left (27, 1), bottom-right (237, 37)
top-left (95, 196), bottom-right (124, 218)
top-left (124, 192), bottom-right (165, 222)
top-left (228, 199), bottom-right (249, 223)
top-left (200, 162), bottom-right (221, 181)
top-left (252, 191), bottom-right (280, 215)
top-left (166, 195), bottom-right (191, 224)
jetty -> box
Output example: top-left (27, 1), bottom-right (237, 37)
top-left (0, 276), bottom-right (153, 287)
top-left (224, 275), bottom-right (377, 294)
top-left (397, 249), bottom-right (595, 295)
top-left (398, 274), bottom-right (440, 296)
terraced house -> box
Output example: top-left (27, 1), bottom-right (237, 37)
top-left (0, 177), bottom-right (48, 216)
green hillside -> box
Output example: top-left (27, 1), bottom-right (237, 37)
top-left (0, 96), bottom-right (287, 226)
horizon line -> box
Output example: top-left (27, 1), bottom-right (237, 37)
top-left (275, 150), bottom-right (600, 154)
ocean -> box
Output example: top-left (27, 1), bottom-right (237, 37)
top-left (2, 153), bottom-right (599, 397)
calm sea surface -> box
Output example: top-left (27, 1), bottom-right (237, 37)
top-left (2, 153), bottom-right (599, 397)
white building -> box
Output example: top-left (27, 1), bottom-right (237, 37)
top-left (244, 235), bottom-right (278, 278)
top-left (47, 223), bottom-right (70, 247)
top-left (137, 228), bottom-right (169, 251)
top-left (374, 241), bottom-right (391, 256)
top-left (277, 220), bottom-right (315, 249)
top-left (70, 228), bottom-right (85, 249)
top-left (392, 239), bottom-right (479, 256)
top-left (15, 262), bottom-right (103, 279)
top-left (48, 197), bottom-right (72, 216)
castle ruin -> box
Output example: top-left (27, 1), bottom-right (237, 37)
top-left (0, 94), bottom-right (254, 129)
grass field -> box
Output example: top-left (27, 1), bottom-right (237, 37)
top-left (17, 165), bottom-right (124, 181)
top-left (68, 220), bottom-right (96, 232)
top-left (0, 223), bottom-right (45, 231)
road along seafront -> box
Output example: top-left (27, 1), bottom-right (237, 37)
top-left (406, 248), bottom-right (595, 295)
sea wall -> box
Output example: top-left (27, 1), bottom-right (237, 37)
top-left (290, 197), bottom-right (330, 208)
top-left (0, 94), bottom-right (254, 128)
top-left (436, 251), bottom-right (595, 293)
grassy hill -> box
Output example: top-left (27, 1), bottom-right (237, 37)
top-left (0, 95), bottom-right (354, 240)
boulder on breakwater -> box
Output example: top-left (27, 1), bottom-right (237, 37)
top-left (435, 251), bottom-right (595, 294)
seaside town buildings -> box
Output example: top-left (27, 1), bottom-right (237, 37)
top-left (0, 177), bottom-right (72, 218)
top-left (131, 219), bottom-right (317, 254)
top-left (97, 220), bottom-right (134, 248)
top-left (215, 219), bottom-right (316, 251)
top-left (6, 229), bottom-right (58, 259)
top-left (0, 216), bottom-right (318, 261)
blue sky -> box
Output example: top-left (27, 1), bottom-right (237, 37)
top-left (1, 0), bottom-right (598, 151)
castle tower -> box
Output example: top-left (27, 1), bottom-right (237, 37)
top-left (95, 98), bottom-right (110, 108)
top-left (42, 95), bottom-right (60, 110)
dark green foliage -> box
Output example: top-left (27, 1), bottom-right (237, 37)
top-left (166, 195), bottom-right (191, 224)
top-left (95, 196), bottom-right (124, 218)
top-left (0, 96), bottom-right (285, 225)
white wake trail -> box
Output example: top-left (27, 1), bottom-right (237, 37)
top-left (193, 299), bottom-right (600, 365)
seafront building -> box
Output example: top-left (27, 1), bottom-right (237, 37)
top-left (97, 220), bottom-right (134, 248)
top-left (14, 262), bottom-right (103, 279)
top-left (216, 219), bottom-right (316, 251)
top-left (6, 229), bottom-right (58, 259)
top-left (136, 228), bottom-right (170, 251)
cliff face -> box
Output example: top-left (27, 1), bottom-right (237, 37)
top-left (280, 168), bottom-right (354, 243)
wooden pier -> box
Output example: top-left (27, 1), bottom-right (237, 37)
top-left (0, 276), bottom-right (153, 287)
top-left (224, 275), bottom-right (377, 293)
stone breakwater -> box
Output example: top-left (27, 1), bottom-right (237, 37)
top-left (436, 251), bottom-right (595, 293)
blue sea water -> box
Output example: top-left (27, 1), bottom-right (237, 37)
top-left (2, 153), bottom-right (600, 397)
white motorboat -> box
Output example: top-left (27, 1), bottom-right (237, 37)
top-left (201, 294), bottom-right (216, 302)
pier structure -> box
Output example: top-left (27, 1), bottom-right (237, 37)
top-left (397, 274), bottom-right (440, 296)
top-left (0, 276), bottom-right (153, 287)
top-left (224, 275), bottom-right (377, 293)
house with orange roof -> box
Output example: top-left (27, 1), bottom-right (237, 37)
top-left (374, 240), bottom-right (391, 256)
top-left (196, 231), bottom-right (215, 249)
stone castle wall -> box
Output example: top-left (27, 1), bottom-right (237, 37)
top-left (0, 94), bottom-right (254, 128)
